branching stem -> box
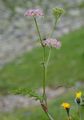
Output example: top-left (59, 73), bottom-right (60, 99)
top-left (33, 16), bottom-right (54, 120)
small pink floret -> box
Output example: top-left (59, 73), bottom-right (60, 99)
top-left (43, 38), bottom-right (61, 48)
top-left (24, 8), bottom-right (44, 16)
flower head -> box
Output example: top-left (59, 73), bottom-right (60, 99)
top-left (61, 102), bottom-right (71, 117)
top-left (52, 7), bottom-right (64, 20)
top-left (75, 91), bottom-right (82, 104)
top-left (24, 8), bottom-right (44, 17)
top-left (43, 38), bottom-right (61, 48)
top-left (76, 92), bottom-right (82, 99)
top-left (61, 103), bottom-right (70, 109)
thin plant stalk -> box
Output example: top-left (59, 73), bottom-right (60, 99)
top-left (33, 16), bottom-right (47, 103)
top-left (46, 47), bottom-right (52, 69)
top-left (77, 105), bottom-right (82, 120)
top-left (43, 47), bottom-right (52, 105)
top-left (33, 16), bottom-right (43, 46)
top-left (43, 46), bottom-right (47, 105)
top-left (33, 16), bottom-right (46, 100)
top-left (33, 16), bottom-right (54, 120)
top-left (46, 112), bottom-right (54, 120)
top-left (66, 109), bottom-right (71, 120)
top-left (49, 19), bottom-right (57, 37)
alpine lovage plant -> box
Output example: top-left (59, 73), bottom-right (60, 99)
top-left (12, 7), bottom-right (84, 120)
top-left (24, 7), bottom-right (64, 120)
top-left (14, 7), bottom-right (64, 120)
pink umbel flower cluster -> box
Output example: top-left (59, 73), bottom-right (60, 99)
top-left (24, 8), bottom-right (44, 16)
top-left (43, 38), bottom-right (61, 48)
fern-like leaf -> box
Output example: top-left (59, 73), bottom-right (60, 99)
top-left (10, 87), bottom-right (43, 101)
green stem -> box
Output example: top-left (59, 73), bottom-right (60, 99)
top-left (33, 16), bottom-right (43, 46)
top-left (43, 46), bottom-right (47, 103)
top-left (43, 47), bottom-right (52, 105)
top-left (33, 16), bottom-right (54, 120)
top-left (40, 101), bottom-right (55, 120)
top-left (46, 47), bottom-right (52, 69)
top-left (49, 19), bottom-right (57, 37)
top-left (77, 105), bottom-right (81, 120)
top-left (33, 16), bottom-right (47, 103)
top-left (46, 112), bottom-right (54, 120)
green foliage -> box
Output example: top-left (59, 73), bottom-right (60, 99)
top-left (0, 90), bottom-right (84, 120)
top-left (11, 87), bottom-right (43, 101)
top-left (78, 1), bottom-right (84, 9)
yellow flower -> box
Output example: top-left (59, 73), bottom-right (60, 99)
top-left (76, 92), bottom-right (82, 99)
top-left (61, 102), bottom-right (70, 109)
